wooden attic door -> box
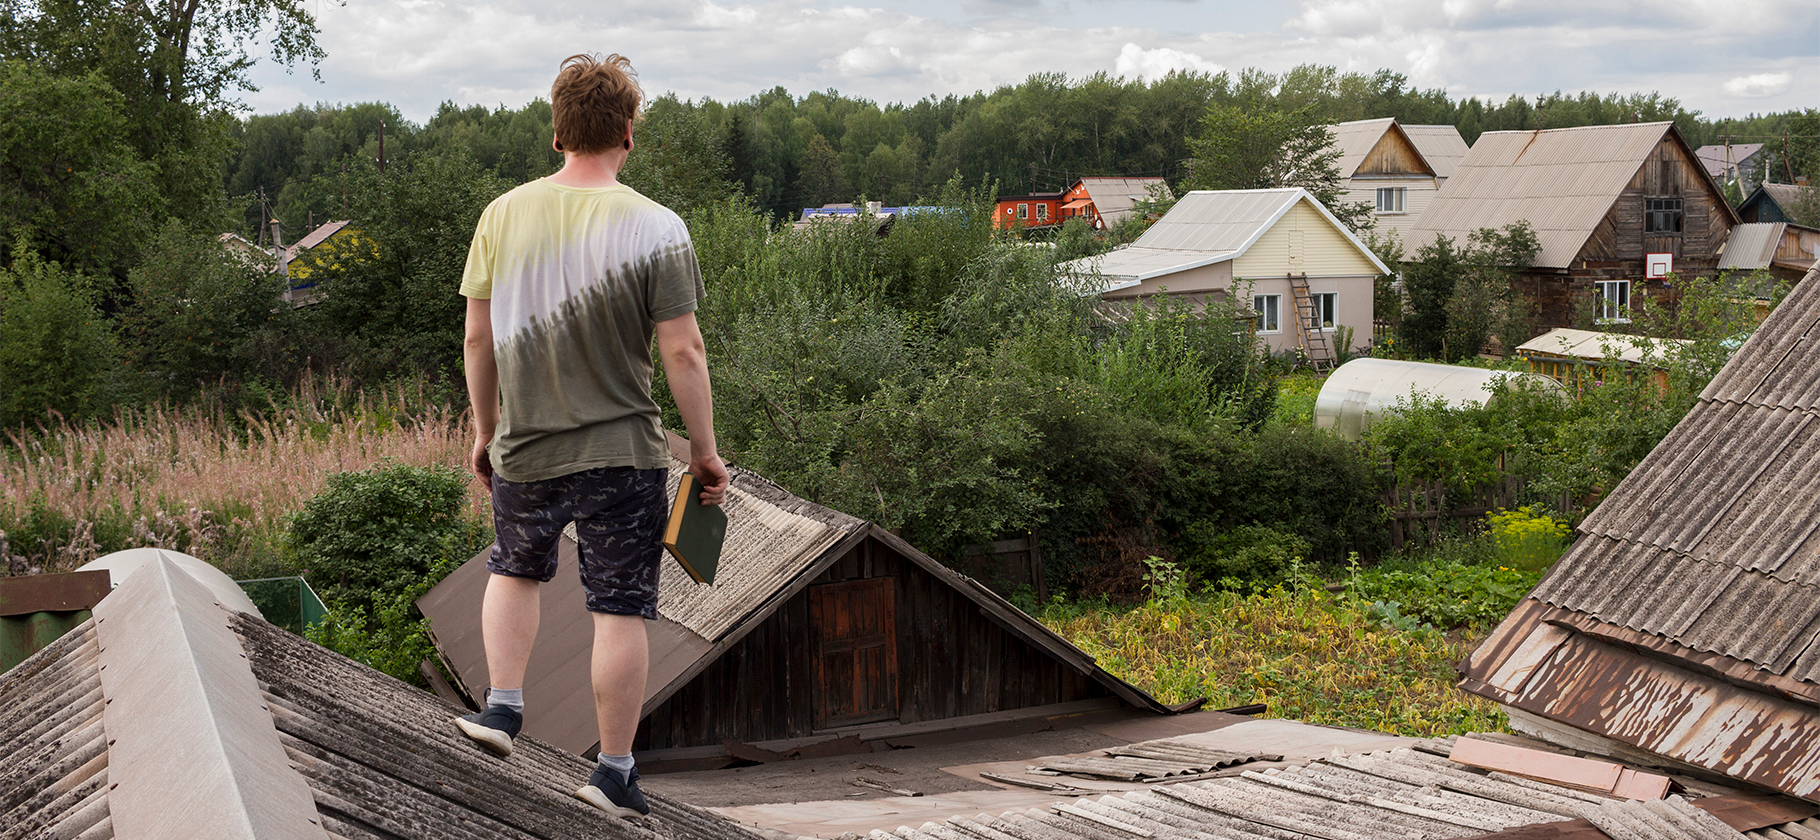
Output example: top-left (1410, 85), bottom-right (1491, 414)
top-left (808, 578), bottom-right (899, 728)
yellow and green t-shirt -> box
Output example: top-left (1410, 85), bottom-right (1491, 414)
top-left (459, 180), bottom-right (704, 482)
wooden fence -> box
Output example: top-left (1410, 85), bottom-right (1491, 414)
top-left (1384, 475), bottom-right (1578, 551)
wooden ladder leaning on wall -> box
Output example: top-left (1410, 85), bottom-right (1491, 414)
top-left (1287, 273), bottom-right (1334, 371)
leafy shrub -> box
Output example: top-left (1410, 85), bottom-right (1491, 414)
top-left (1181, 523), bottom-right (1311, 589)
top-left (285, 460), bottom-right (486, 610)
top-left (1485, 506), bottom-right (1570, 572)
top-left (307, 553), bottom-right (460, 686)
top-left (1346, 533), bottom-right (1542, 629)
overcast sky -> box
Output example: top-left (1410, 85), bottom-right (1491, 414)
top-left (245, 0), bottom-right (1818, 125)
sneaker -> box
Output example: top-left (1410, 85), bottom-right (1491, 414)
top-left (453, 705), bottom-right (522, 757)
top-left (575, 764), bottom-right (650, 818)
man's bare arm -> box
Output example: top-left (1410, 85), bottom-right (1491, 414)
top-left (464, 296), bottom-right (499, 492)
top-left (654, 311), bottom-right (728, 505)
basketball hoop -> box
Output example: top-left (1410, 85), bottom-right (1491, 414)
top-left (1645, 253), bottom-right (1673, 280)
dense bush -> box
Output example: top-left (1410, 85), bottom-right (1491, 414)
top-left (286, 460), bottom-right (487, 610)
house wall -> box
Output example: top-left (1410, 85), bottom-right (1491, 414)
top-left (1344, 177), bottom-right (1440, 239)
top-left (1525, 136), bottom-right (1734, 329)
top-left (633, 537), bottom-right (1110, 751)
top-left (1241, 274), bottom-right (1377, 357)
top-left (1100, 261), bottom-right (1235, 298)
top-left (1233, 201), bottom-right (1383, 278)
top-left (993, 196), bottom-right (1065, 229)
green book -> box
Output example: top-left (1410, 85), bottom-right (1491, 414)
top-left (663, 473), bottom-right (727, 584)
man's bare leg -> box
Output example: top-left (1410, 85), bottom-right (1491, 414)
top-left (482, 573), bottom-right (543, 689)
top-left (455, 573), bottom-right (543, 756)
top-left (591, 612), bottom-right (649, 754)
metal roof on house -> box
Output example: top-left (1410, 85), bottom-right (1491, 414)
top-left (1460, 259), bottom-right (1820, 803)
top-left (1408, 122), bottom-right (1707, 268)
top-left (1722, 222), bottom-right (1789, 270)
top-left (0, 554), bottom-right (751, 839)
top-left (1059, 188), bottom-right (1389, 289)
top-left (1076, 177), bottom-right (1170, 225)
top-left (861, 734), bottom-right (1818, 840)
top-left (1696, 143), bottom-right (1766, 179)
top-left (1402, 124), bottom-right (1472, 180)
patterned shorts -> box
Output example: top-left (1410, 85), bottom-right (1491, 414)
top-left (488, 466), bottom-right (668, 617)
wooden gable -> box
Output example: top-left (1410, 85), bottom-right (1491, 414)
top-left (1578, 131), bottom-right (1734, 268)
top-left (1354, 124), bottom-right (1434, 178)
top-left (634, 534), bottom-right (1116, 753)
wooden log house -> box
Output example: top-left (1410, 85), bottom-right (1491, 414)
top-left (1408, 122), bottom-right (1740, 330)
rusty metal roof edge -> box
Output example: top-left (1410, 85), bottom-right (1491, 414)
top-left (94, 555), bottom-right (329, 840)
top-left (1541, 608), bottom-right (1820, 707)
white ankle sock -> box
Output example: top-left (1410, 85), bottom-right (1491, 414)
top-left (598, 752), bottom-right (635, 783)
top-left (486, 687), bottom-right (524, 712)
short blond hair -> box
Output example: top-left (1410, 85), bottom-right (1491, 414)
top-left (550, 53), bottom-right (643, 154)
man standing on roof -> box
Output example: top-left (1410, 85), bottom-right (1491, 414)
top-left (454, 52), bottom-right (728, 818)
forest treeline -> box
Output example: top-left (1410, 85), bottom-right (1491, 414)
top-left (231, 65), bottom-right (1820, 238)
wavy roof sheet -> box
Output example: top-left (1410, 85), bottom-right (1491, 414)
top-left (1330, 117), bottom-right (1402, 177)
top-left (1408, 122), bottom-right (1677, 268)
top-left (1723, 222), bottom-right (1790, 270)
top-left (1402, 124), bottom-right (1471, 180)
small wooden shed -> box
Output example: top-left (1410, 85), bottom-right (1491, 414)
top-left (417, 435), bottom-right (1171, 767)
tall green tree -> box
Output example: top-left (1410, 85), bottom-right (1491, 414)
top-left (0, 62), bottom-right (163, 275)
top-left (1183, 103), bottom-right (1371, 232)
top-left (0, 246), bottom-right (121, 427)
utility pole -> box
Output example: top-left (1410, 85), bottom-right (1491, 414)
top-left (378, 119), bottom-right (386, 175)
top-left (341, 161), bottom-right (349, 216)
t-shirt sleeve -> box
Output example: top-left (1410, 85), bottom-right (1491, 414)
top-left (646, 213), bottom-right (705, 322)
top-left (459, 205), bottom-right (496, 299)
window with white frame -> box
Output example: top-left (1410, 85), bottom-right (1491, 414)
top-left (1312, 292), bottom-right (1337, 330)
top-left (1035, 203), bottom-right (1048, 220)
top-left (1375, 187), bottom-right (1407, 214)
top-left (1596, 280), bottom-right (1631, 323)
top-left (1016, 203), bottom-right (1028, 220)
top-left (1254, 294), bottom-right (1281, 333)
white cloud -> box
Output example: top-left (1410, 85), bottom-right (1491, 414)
top-left (1113, 43), bottom-right (1224, 82)
top-left (240, 0), bottom-right (1820, 123)
top-left (1723, 72), bottom-right (1793, 98)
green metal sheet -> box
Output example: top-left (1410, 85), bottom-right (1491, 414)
top-left (1, 610), bottom-right (91, 672)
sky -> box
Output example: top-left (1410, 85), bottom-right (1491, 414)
top-left (245, 0), bottom-right (1820, 125)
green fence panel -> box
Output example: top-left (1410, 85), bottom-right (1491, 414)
top-left (238, 577), bottom-right (329, 636)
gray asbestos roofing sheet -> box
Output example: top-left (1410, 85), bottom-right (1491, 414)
top-left (1530, 260), bottom-right (1820, 685)
top-left (869, 743), bottom-right (1783, 840)
top-left (0, 621), bottom-right (110, 839)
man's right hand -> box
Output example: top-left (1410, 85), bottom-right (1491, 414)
top-left (691, 452), bottom-right (729, 506)
top-left (471, 432), bottom-right (495, 493)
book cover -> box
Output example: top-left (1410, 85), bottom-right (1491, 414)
top-left (663, 473), bottom-right (727, 584)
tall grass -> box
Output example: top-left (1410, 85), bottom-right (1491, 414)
top-left (0, 375), bottom-right (485, 578)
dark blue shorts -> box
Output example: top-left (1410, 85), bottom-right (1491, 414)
top-left (488, 466), bottom-right (668, 617)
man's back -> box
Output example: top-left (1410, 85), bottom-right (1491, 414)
top-left (460, 180), bottom-right (705, 482)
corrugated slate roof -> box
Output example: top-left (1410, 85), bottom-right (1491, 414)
top-left (1722, 222), bottom-right (1789, 270)
top-left (1403, 124), bottom-right (1471, 180)
top-left (1463, 259), bottom-right (1820, 802)
top-left (1330, 117), bottom-right (1401, 177)
top-left (0, 555), bottom-right (756, 840)
top-left (1408, 122), bottom-right (1678, 268)
top-left (862, 736), bottom-right (1813, 840)
top-left (1528, 261), bottom-right (1820, 679)
top-left (1516, 328), bottom-right (1691, 365)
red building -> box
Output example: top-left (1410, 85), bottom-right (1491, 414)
top-left (992, 192), bottom-right (1063, 229)
top-left (995, 177), bottom-right (1172, 231)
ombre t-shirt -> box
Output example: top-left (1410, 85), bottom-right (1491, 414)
top-left (459, 180), bottom-right (704, 482)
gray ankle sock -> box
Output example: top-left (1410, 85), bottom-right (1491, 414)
top-left (598, 752), bottom-right (636, 783)
top-left (486, 687), bottom-right (524, 712)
